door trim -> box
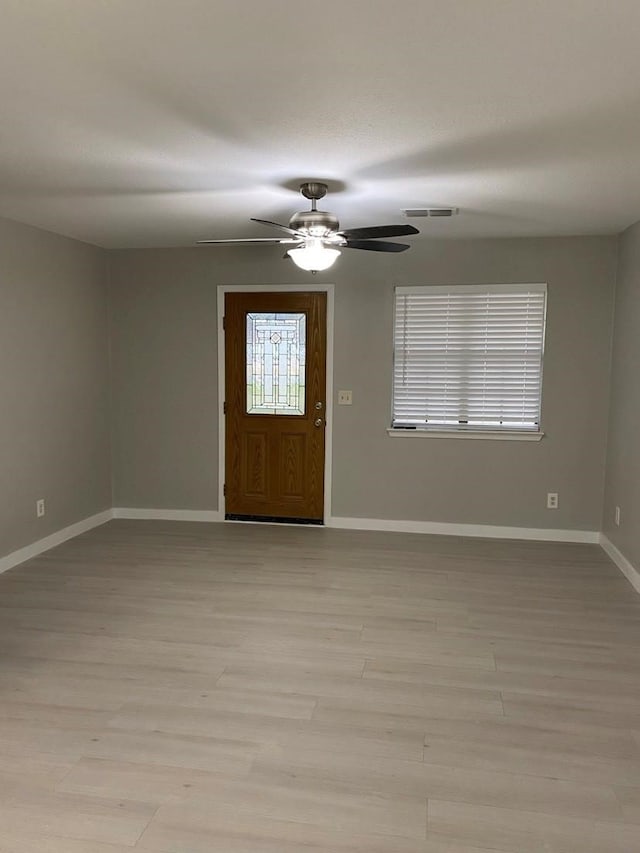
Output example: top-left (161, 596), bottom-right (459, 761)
top-left (217, 284), bottom-right (335, 523)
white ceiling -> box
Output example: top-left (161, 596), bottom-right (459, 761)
top-left (2, 0), bottom-right (640, 248)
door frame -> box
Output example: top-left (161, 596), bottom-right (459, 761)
top-left (217, 284), bottom-right (335, 523)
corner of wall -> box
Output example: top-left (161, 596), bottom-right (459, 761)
top-left (104, 250), bottom-right (116, 511)
top-left (600, 232), bottom-right (621, 532)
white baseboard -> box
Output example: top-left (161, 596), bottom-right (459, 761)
top-left (112, 507), bottom-right (223, 522)
top-left (0, 509), bottom-right (113, 576)
top-left (0, 506), bottom-right (608, 584)
top-left (600, 534), bottom-right (640, 594)
top-left (114, 509), bottom-right (599, 543)
top-left (326, 515), bottom-right (600, 544)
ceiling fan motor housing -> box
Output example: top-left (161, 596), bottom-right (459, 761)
top-left (288, 209), bottom-right (340, 237)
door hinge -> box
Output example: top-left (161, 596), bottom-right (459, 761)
top-left (222, 315), bottom-right (226, 330)
top-left (223, 483), bottom-right (226, 496)
top-left (223, 401), bottom-right (227, 415)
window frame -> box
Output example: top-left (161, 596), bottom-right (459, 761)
top-left (389, 283), bottom-right (547, 441)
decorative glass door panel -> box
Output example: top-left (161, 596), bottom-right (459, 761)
top-left (246, 312), bottom-right (306, 415)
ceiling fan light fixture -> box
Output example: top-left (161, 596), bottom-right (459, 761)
top-left (287, 240), bottom-right (340, 272)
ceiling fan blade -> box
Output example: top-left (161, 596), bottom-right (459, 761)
top-left (343, 239), bottom-right (411, 252)
top-left (250, 218), bottom-right (301, 237)
top-left (338, 224), bottom-right (419, 240)
top-left (197, 237), bottom-right (300, 245)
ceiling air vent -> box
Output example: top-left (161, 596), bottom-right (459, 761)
top-left (403, 208), bottom-right (459, 217)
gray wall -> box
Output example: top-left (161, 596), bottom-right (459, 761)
top-left (603, 221), bottom-right (640, 567)
top-left (109, 236), bottom-right (616, 531)
top-left (0, 217), bottom-right (111, 558)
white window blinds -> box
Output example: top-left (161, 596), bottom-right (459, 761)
top-left (392, 284), bottom-right (547, 431)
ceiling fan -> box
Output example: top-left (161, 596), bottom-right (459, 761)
top-left (197, 181), bottom-right (419, 272)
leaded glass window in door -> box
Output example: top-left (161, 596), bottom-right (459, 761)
top-left (246, 312), bottom-right (306, 415)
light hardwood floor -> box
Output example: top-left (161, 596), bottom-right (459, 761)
top-left (0, 520), bottom-right (639, 852)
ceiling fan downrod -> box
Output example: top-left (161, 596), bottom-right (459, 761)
top-left (289, 182), bottom-right (338, 235)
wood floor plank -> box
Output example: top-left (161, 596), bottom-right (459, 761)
top-left (107, 702), bottom-right (425, 761)
top-left (146, 778), bottom-right (428, 840)
top-left (0, 789), bottom-right (155, 847)
top-left (364, 657), bottom-right (640, 712)
top-left (420, 732), bottom-right (640, 786)
top-left (313, 696), bottom-right (637, 757)
top-left (56, 756), bottom-right (249, 808)
top-left (0, 833), bottom-right (135, 853)
top-left (139, 816), bottom-right (503, 853)
top-left (82, 728), bottom-right (257, 776)
top-left (613, 784), bottom-right (640, 824)
top-left (217, 666), bottom-right (505, 719)
top-left (249, 744), bottom-right (624, 820)
top-left (502, 691), bottom-right (640, 730)
top-left (428, 798), bottom-right (640, 853)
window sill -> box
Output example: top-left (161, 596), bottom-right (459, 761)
top-left (387, 428), bottom-right (545, 442)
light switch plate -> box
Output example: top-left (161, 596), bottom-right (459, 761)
top-left (338, 390), bottom-right (353, 405)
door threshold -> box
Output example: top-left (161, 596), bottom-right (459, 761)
top-left (225, 513), bottom-right (323, 525)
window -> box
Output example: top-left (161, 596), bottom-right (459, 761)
top-left (392, 284), bottom-right (547, 434)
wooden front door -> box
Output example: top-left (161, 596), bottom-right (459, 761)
top-left (224, 291), bottom-right (327, 523)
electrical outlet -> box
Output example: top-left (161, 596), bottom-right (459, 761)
top-left (36, 499), bottom-right (45, 518)
top-left (546, 492), bottom-right (559, 510)
top-left (338, 390), bottom-right (353, 405)
top-left (615, 506), bottom-right (621, 526)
